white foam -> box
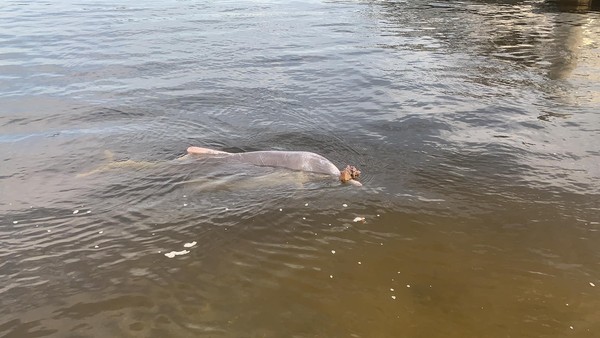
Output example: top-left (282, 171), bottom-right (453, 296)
top-left (164, 250), bottom-right (190, 258)
top-left (353, 217), bottom-right (365, 222)
top-left (184, 241), bottom-right (197, 248)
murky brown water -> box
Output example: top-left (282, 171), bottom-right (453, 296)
top-left (1, 0), bottom-right (599, 337)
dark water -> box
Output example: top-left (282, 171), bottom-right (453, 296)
top-left (1, 0), bottom-right (599, 336)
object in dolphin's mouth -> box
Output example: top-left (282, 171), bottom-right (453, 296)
top-left (339, 165), bottom-right (361, 182)
top-left (186, 146), bottom-right (362, 186)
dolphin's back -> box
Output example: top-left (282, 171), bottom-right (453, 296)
top-left (229, 151), bottom-right (340, 176)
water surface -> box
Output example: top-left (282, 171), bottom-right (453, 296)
top-left (1, 0), bottom-right (599, 337)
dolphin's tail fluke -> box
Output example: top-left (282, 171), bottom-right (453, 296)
top-left (76, 150), bottom-right (115, 177)
top-left (76, 150), bottom-right (155, 177)
top-left (103, 149), bottom-right (114, 162)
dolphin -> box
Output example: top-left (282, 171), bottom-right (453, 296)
top-left (186, 146), bottom-right (362, 186)
top-left (77, 147), bottom-right (363, 187)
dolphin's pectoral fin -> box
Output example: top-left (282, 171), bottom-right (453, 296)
top-left (295, 171), bottom-right (311, 188)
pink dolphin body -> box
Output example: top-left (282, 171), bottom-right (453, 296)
top-left (187, 146), bottom-right (362, 186)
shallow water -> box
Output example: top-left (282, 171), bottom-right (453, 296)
top-left (1, 0), bottom-right (599, 337)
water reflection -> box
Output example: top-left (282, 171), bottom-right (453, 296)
top-left (547, 0), bottom-right (600, 12)
top-left (372, 0), bottom-right (599, 199)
